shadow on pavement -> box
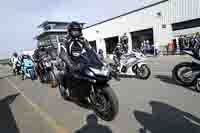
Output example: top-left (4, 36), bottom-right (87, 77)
top-left (154, 74), bottom-right (197, 92)
top-left (119, 74), bottom-right (137, 79)
top-left (134, 101), bottom-right (200, 133)
top-left (74, 114), bottom-right (113, 133)
top-left (0, 93), bottom-right (20, 133)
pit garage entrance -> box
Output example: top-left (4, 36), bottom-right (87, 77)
top-left (131, 28), bottom-right (154, 54)
top-left (105, 36), bottom-right (118, 54)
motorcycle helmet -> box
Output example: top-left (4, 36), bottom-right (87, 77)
top-left (116, 43), bottom-right (122, 48)
top-left (68, 21), bottom-right (83, 38)
top-left (98, 49), bottom-right (103, 54)
top-left (13, 52), bottom-right (18, 57)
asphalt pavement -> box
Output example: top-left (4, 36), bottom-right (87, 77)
top-left (1, 55), bottom-right (200, 133)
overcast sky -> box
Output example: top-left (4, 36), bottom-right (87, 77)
top-left (0, 0), bottom-right (160, 58)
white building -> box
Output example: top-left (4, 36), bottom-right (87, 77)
top-left (83, 0), bottom-right (200, 56)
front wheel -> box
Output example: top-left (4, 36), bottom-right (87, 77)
top-left (172, 62), bottom-right (196, 86)
top-left (91, 84), bottom-right (119, 121)
top-left (134, 64), bottom-right (151, 80)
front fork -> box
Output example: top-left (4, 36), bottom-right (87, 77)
top-left (89, 84), bottom-right (97, 104)
top-left (89, 84), bottom-right (104, 106)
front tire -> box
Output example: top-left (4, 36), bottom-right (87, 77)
top-left (135, 64), bottom-right (151, 80)
top-left (172, 62), bottom-right (196, 86)
top-left (91, 84), bottom-right (119, 121)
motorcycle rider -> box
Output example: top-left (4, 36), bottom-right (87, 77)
top-left (113, 33), bottom-right (129, 69)
top-left (192, 32), bottom-right (200, 58)
top-left (33, 44), bottom-right (50, 82)
top-left (98, 49), bottom-right (104, 61)
top-left (113, 43), bottom-right (123, 68)
top-left (11, 52), bottom-right (19, 74)
top-left (120, 33), bottom-right (129, 54)
top-left (33, 43), bottom-right (49, 62)
top-left (59, 21), bottom-right (92, 72)
top-left (58, 21), bottom-right (93, 101)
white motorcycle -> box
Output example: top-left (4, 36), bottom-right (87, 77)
top-left (111, 49), bottom-right (151, 79)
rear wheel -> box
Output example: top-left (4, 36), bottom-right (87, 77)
top-left (91, 84), bottom-right (119, 121)
top-left (134, 64), bottom-right (151, 80)
top-left (172, 62), bottom-right (196, 86)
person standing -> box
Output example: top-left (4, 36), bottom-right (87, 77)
top-left (154, 42), bottom-right (160, 56)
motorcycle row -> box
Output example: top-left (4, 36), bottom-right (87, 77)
top-left (9, 44), bottom-right (152, 122)
top-left (10, 41), bottom-right (200, 121)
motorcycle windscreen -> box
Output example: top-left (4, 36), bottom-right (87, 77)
top-left (23, 59), bottom-right (33, 67)
top-left (80, 49), bottom-right (104, 69)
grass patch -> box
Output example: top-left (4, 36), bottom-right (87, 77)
top-left (0, 59), bottom-right (9, 65)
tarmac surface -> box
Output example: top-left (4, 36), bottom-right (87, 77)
top-left (1, 55), bottom-right (200, 133)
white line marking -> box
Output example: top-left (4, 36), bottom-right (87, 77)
top-left (5, 78), bottom-right (69, 132)
top-left (6, 78), bottom-right (52, 121)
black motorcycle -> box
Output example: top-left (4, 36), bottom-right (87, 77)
top-left (172, 50), bottom-right (200, 87)
top-left (58, 49), bottom-right (119, 121)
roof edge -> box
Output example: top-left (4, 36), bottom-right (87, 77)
top-left (84, 0), bottom-right (168, 29)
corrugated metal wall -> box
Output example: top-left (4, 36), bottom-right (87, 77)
top-left (168, 0), bottom-right (200, 23)
top-left (83, 0), bottom-right (200, 53)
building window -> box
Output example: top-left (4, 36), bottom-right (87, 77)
top-left (44, 25), bottom-right (51, 31)
top-left (172, 18), bottom-right (200, 31)
top-left (162, 24), bottom-right (166, 29)
top-left (105, 36), bottom-right (118, 54)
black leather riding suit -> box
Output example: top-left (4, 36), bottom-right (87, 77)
top-left (59, 35), bottom-right (91, 72)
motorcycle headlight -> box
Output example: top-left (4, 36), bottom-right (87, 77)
top-left (90, 67), bottom-right (109, 76)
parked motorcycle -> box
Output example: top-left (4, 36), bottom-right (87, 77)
top-left (58, 49), bottom-right (119, 121)
top-left (172, 50), bottom-right (200, 86)
top-left (111, 49), bottom-right (151, 79)
top-left (21, 55), bottom-right (37, 80)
